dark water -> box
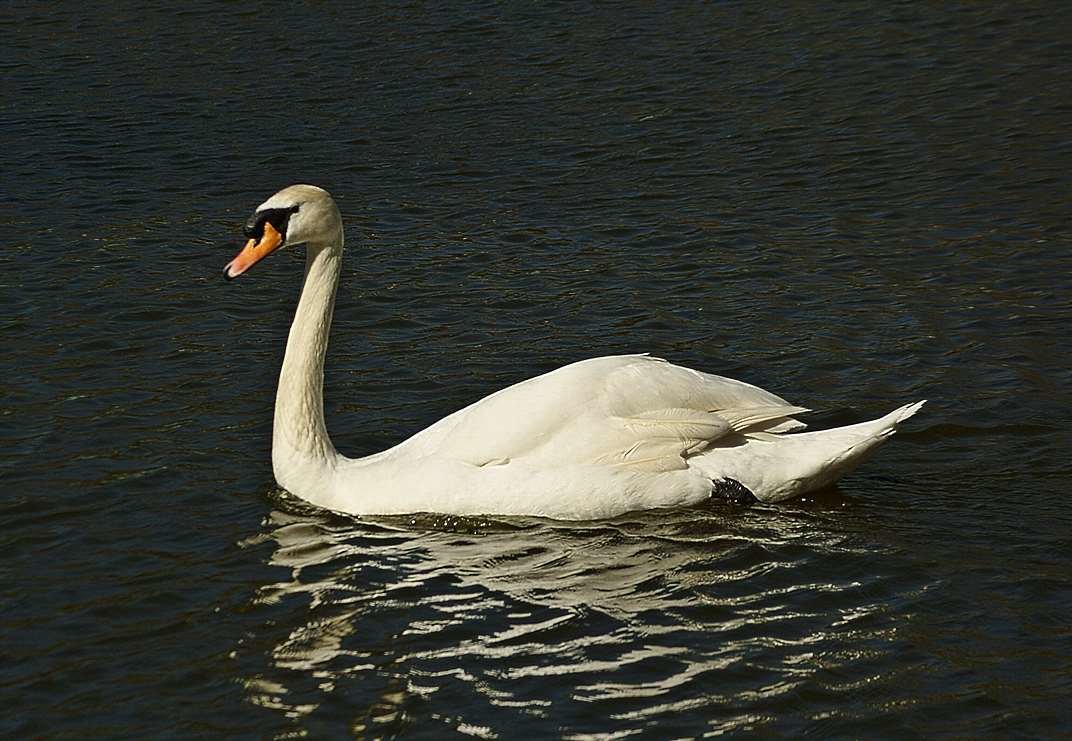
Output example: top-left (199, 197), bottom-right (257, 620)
top-left (4, 1), bottom-right (1071, 736)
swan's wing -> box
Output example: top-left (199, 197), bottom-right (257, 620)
top-left (389, 355), bottom-right (807, 472)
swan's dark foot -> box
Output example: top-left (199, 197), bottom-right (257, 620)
top-left (711, 478), bottom-right (758, 505)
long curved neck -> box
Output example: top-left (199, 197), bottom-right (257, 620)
top-left (273, 236), bottom-right (344, 479)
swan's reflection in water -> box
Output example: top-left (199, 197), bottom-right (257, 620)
top-left (238, 493), bottom-right (928, 736)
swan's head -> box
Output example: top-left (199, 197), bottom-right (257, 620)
top-left (224, 184), bottom-right (341, 280)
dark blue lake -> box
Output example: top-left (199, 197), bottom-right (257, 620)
top-left (3, 1), bottom-right (1071, 737)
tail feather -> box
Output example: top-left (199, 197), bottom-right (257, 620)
top-left (886, 399), bottom-right (927, 428)
top-left (690, 400), bottom-right (926, 502)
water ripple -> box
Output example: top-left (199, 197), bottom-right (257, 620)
top-left (4, 0), bottom-right (1072, 736)
top-left (226, 501), bottom-right (953, 736)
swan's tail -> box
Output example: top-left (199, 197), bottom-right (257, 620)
top-left (691, 400), bottom-right (926, 502)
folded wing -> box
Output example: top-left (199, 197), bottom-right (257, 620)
top-left (390, 355), bottom-right (808, 473)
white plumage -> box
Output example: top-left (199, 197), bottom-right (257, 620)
top-left (225, 185), bottom-right (925, 520)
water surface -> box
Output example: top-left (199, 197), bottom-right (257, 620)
top-left (3, 1), bottom-right (1071, 737)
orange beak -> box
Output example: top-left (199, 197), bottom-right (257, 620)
top-left (224, 220), bottom-right (284, 279)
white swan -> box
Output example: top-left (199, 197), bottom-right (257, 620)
top-left (225, 184), bottom-right (925, 520)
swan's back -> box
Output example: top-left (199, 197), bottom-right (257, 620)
top-left (382, 355), bottom-right (807, 472)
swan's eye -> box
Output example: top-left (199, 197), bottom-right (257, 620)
top-left (243, 205), bottom-right (300, 242)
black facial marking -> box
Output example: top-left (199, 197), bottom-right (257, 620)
top-left (243, 204), bottom-right (300, 242)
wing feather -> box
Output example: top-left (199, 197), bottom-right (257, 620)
top-left (387, 355), bottom-right (808, 473)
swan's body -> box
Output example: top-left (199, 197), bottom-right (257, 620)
top-left (226, 185), bottom-right (924, 520)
